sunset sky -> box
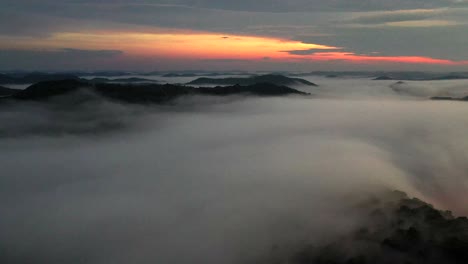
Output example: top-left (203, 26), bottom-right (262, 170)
top-left (1, 0), bottom-right (468, 71)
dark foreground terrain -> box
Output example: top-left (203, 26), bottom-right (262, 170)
top-left (286, 191), bottom-right (468, 264)
top-left (0, 85), bottom-right (17, 96)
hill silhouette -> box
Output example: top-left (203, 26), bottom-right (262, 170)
top-left (431, 96), bottom-right (468, 101)
top-left (88, 77), bottom-right (159, 83)
top-left (373, 76), bottom-right (395, 80)
top-left (187, 74), bottom-right (318, 86)
top-left (8, 79), bottom-right (310, 103)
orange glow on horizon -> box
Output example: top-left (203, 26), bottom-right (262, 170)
top-left (1, 30), bottom-right (467, 66)
top-left (300, 52), bottom-right (468, 65)
top-left (0, 32), bottom-right (338, 60)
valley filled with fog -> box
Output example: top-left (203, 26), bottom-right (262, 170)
top-left (2, 76), bottom-right (468, 263)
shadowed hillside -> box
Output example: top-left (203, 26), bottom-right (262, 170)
top-left (0, 86), bottom-right (18, 96)
top-left (6, 79), bottom-right (310, 103)
top-left (287, 191), bottom-right (468, 264)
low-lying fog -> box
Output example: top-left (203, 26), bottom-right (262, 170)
top-left (1, 78), bottom-right (468, 264)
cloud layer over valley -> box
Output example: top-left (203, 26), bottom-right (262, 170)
top-left (2, 78), bottom-right (468, 263)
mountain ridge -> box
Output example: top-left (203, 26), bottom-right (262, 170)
top-left (4, 79), bottom-right (310, 103)
top-left (187, 74), bottom-right (318, 86)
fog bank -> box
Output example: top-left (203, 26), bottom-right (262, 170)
top-left (1, 81), bottom-right (468, 263)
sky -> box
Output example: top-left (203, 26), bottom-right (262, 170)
top-left (1, 0), bottom-right (468, 71)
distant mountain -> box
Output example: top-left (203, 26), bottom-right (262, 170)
top-left (0, 72), bottom-right (161, 85)
top-left (162, 73), bottom-right (198, 77)
top-left (187, 74), bottom-right (318, 86)
top-left (373, 76), bottom-right (395, 80)
top-left (0, 86), bottom-right (18, 96)
top-left (72, 71), bottom-right (133, 77)
top-left (88, 77), bottom-right (159, 83)
top-left (161, 72), bottom-right (247, 77)
top-left (289, 71), bottom-right (468, 80)
top-left (7, 79), bottom-right (310, 103)
top-left (0, 72), bottom-right (80, 84)
top-left (326, 74), bottom-right (338, 78)
top-left (431, 96), bottom-right (458, 101)
top-left (0, 74), bottom-right (16, 84)
top-left (375, 74), bottom-right (468, 81)
top-left (427, 75), bottom-right (468, 80)
top-left (431, 96), bottom-right (468, 101)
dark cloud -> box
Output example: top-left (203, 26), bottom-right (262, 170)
top-left (345, 9), bottom-right (439, 25)
top-left (0, 48), bottom-right (124, 58)
top-left (59, 48), bottom-right (124, 57)
top-left (142, 0), bottom-right (463, 12)
top-left (283, 48), bottom-right (342, 55)
top-left (0, 48), bottom-right (124, 70)
top-left (296, 24), bottom-right (468, 61)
